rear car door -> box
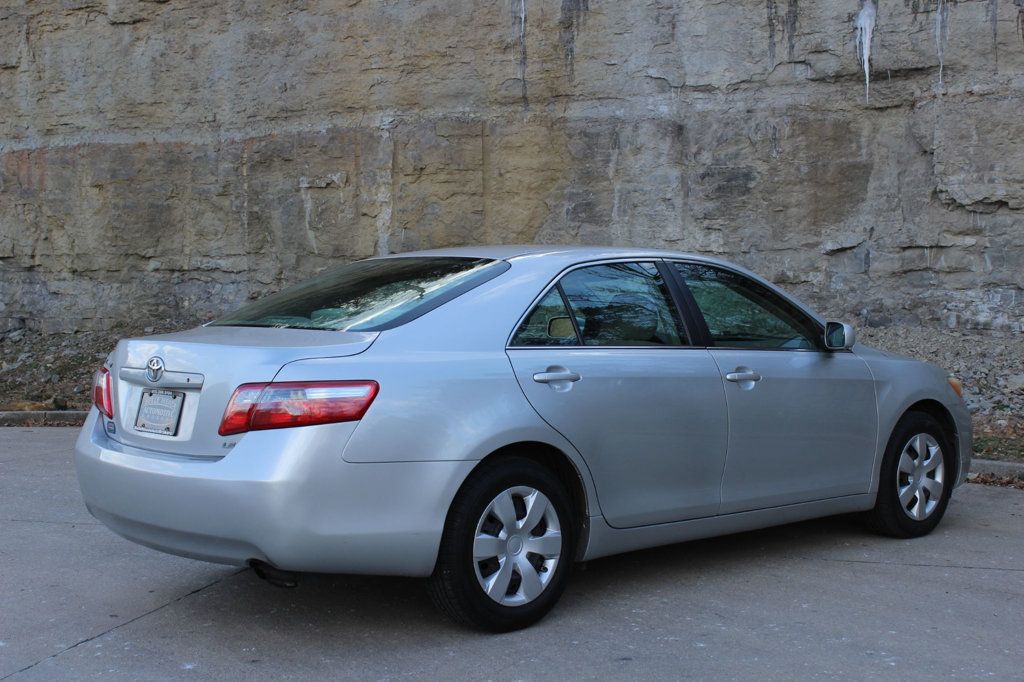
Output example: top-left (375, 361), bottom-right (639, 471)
top-left (670, 261), bottom-right (878, 514)
top-left (506, 260), bottom-right (729, 528)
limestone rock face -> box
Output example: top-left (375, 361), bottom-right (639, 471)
top-left (1, 0), bottom-right (1023, 333)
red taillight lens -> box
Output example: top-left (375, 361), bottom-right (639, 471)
top-left (217, 383), bottom-right (267, 436)
top-left (92, 367), bottom-right (114, 418)
top-left (218, 381), bottom-right (379, 437)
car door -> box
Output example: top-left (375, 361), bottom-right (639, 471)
top-left (506, 260), bottom-right (729, 528)
top-left (670, 261), bottom-right (878, 514)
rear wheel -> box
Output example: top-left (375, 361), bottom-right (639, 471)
top-left (867, 411), bottom-right (955, 538)
top-left (427, 456), bottom-right (575, 631)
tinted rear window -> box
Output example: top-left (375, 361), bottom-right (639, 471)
top-left (210, 257), bottom-right (507, 332)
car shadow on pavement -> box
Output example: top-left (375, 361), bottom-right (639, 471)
top-left (220, 512), bottom-right (891, 635)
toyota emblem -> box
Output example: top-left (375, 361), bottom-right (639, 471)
top-left (146, 356), bottom-right (165, 382)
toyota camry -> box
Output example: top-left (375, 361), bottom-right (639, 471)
top-left (75, 245), bottom-right (972, 631)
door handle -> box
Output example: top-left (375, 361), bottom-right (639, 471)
top-left (533, 369), bottom-right (582, 384)
top-left (725, 369), bottom-right (762, 383)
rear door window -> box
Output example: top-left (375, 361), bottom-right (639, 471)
top-left (512, 262), bottom-right (688, 347)
top-left (509, 288), bottom-right (580, 346)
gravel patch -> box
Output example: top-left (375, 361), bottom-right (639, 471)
top-left (856, 326), bottom-right (1024, 416)
top-left (0, 322), bottom-right (186, 411)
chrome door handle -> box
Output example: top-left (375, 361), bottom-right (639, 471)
top-left (725, 370), bottom-right (762, 383)
top-left (533, 370), bottom-right (582, 384)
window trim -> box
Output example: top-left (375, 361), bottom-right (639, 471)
top-left (506, 258), bottom-right (698, 350)
top-left (664, 259), bottom-right (833, 353)
top-left (554, 283), bottom-right (585, 344)
top-left (655, 260), bottom-right (708, 347)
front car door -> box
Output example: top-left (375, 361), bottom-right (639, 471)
top-left (670, 261), bottom-right (878, 514)
top-left (506, 261), bottom-right (729, 528)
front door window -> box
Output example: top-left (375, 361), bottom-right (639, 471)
top-left (673, 263), bottom-right (821, 350)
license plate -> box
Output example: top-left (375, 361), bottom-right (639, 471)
top-left (135, 389), bottom-right (185, 436)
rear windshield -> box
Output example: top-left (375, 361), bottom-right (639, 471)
top-left (210, 257), bottom-right (507, 332)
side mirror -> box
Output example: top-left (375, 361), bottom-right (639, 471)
top-left (824, 321), bottom-right (856, 350)
top-left (547, 316), bottom-right (576, 340)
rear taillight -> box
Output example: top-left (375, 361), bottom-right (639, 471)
top-left (218, 380), bottom-right (379, 437)
top-left (92, 366), bottom-right (114, 418)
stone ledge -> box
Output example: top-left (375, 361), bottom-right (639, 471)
top-left (0, 411), bottom-right (88, 427)
top-left (970, 458), bottom-right (1024, 480)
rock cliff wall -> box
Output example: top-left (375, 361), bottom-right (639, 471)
top-left (1, 0), bottom-right (1022, 332)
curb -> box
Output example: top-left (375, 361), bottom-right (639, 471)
top-left (970, 458), bottom-right (1024, 480)
top-left (0, 410), bottom-right (88, 427)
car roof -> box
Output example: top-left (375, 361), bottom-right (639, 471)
top-left (377, 244), bottom-right (731, 267)
top-left (377, 244), bottom-right (825, 324)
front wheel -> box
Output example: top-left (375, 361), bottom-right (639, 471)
top-left (427, 456), bottom-right (575, 631)
top-left (867, 411), bottom-right (955, 538)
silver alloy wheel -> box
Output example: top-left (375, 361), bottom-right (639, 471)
top-left (897, 433), bottom-right (945, 521)
top-left (473, 486), bottom-right (563, 606)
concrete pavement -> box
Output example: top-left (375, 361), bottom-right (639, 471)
top-left (1, 427), bottom-right (1022, 680)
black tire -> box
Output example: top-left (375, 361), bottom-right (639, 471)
top-left (427, 456), bottom-right (576, 632)
top-left (867, 411), bottom-right (956, 538)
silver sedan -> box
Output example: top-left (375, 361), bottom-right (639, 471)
top-left (75, 246), bottom-right (972, 631)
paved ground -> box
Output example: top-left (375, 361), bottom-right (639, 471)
top-left (1, 428), bottom-right (1022, 681)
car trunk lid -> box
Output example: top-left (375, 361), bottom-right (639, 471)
top-left (105, 325), bottom-right (377, 456)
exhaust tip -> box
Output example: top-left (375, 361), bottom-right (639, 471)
top-left (249, 559), bottom-right (299, 588)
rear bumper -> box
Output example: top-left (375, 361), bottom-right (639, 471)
top-left (74, 411), bottom-right (475, 576)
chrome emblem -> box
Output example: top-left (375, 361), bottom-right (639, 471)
top-left (146, 356), bottom-right (165, 383)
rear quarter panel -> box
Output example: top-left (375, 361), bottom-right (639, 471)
top-left (271, 261), bottom-right (602, 515)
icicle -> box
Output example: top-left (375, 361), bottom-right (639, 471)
top-left (766, 0), bottom-right (779, 63)
top-left (935, 0), bottom-right (950, 87)
top-left (990, 0), bottom-right (999, 72)
top-left (512, 0), bottom-right (528, 107)
top-left (855, 0), bottom-right (877, 102)
top-left (1016, 0), bottom-right (1024, 48)
top-left (517, 0), bottom-right (527, 78)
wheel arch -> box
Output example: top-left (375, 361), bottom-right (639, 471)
top-left (461, 441), bottom-right (592, 562)
top-left (899, 399), bottom-right (960, 475)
